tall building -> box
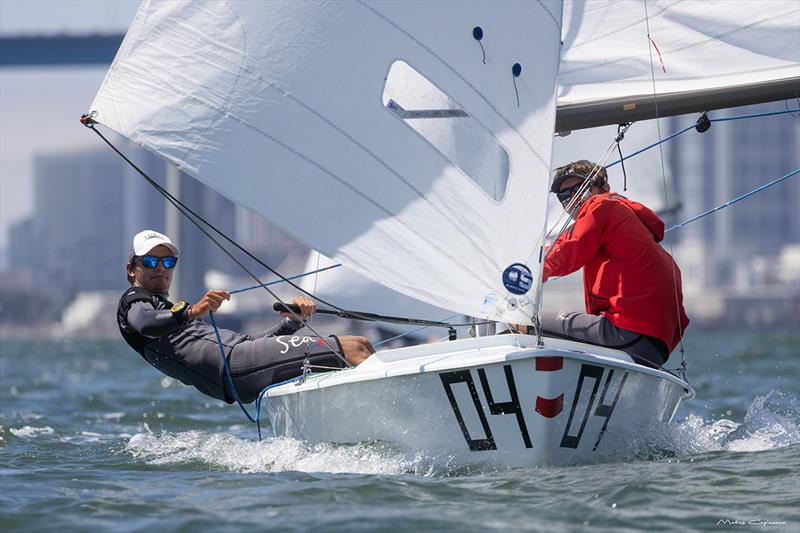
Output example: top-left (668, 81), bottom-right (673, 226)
top-left (25, 142), bottom-right (249, 300)
top-left (121, 144), bottom-right (168, 262)
top-left (7, 217), bottom-right (36, 274)
top-left (235, 207), bottom-right (309, 268)
top-left (33, 147), bottom-right (127, 292)
top-left (668, 102), bottom-right (800, 290)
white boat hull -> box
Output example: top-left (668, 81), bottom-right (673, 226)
top-left (265, 335), bottom-right (694, 466)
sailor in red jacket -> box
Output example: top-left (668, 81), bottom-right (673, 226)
top-left (541, 160), bottom-right (690, 368)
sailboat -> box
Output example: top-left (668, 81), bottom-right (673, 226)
top-left (88, 0), bottom-right (799, 465)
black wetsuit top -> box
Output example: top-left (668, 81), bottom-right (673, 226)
top-left (117, 287), bottom-right (303, 402)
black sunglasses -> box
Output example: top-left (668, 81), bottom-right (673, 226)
top-left (556, 181), bottom-right (587, 204)
top-left (134, 255), bottom-right (178, 269)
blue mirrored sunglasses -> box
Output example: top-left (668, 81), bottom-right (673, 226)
top-left (137, 255), bottom-right (178, 269)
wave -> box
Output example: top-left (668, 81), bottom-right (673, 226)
top-left (9, 425), bottom-right (55, 438)
top-left (124, 391), bottom-right (799, 475)
top-left (663, 390), bottom-right (799, 456)
top-left (125, 428), bottom-right (434, 475)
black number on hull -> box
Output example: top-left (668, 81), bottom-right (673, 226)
top-left (560, 364), bottom-right (628, 450)
top-left (477, 366), bottom-right (532, 448)
top-left (560, 364), bottom-right (604, 449)
top-left (439, 370), bottom-right (496, 451)
top-left (592, 370), bottom-right (629, 451)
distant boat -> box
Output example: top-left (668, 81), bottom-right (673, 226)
top-left (89, 1), bottom-right (798, 465)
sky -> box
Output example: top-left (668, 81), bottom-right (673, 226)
top-left (0, 0), bottom-right (141, 251)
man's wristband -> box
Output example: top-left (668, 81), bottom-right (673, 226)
top-left (170, 300), bottom-right (191, 321)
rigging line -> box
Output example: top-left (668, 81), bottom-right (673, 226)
top-left (93, 122), bottom-right (475, 329)
top-left (229, 264), bottom-right (342, 295)
top-left (111, 25), bottom-right (518, 282)
top-left (81, 120), bottom-right (441, 336)
top-left (500, 322), bottom-right (524, 349)
top-left (644, 0), bottom-right (687, 380)
top-left (709, 108), bottom-right (800, 122)
top-left (616, 123), bottom-right (631, 191)
top-left (606, 109), bottom-right (799, 169)
top-left (374, 313), bottom-right (461, 347)
top-left (111, 63), bottom-right (501, 282)
top-left (303, 306), bottom-right (488, 328)
top-left (544, 133), bottom-right (625, 244)
top-left (606, 124), bottom-right (695, 169)
top-left (209, 311), bottom-right (258, 424)
top-left (665, 168), bottom-right (800, 233)
top-left (81, 119), bottom-right (348, 365)
top-left (787, 95), bottom-right (800, 117)
top-left (255, 376), bottom-right (308, 442)
top-left (312, 253), bottom-right (322, 301)
top-left (544, 159), bottom-right (605, 239)
top-left (541, 164), bottom-right (604, 264)
top-left (539, 123), bottom-right (633, 334)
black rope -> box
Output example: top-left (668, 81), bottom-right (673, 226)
top-left (615, 123), bottom-right (631, 191)
top-left (80, 116), bottom-right (353, 364)
top-left (80, 114), bottom-right (483, 333)
top-left (787, 93), bottom-right (800, 118)
top-left (314, 307), bottom-right (484, 328)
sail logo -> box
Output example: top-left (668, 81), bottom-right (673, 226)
top-left (502, 263), bottom-right (532, 295)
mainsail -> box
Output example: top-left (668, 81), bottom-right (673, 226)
top-left (90, 0), bottom-right (563, 325)
top-left (557, 0), bottom-right (800, 131)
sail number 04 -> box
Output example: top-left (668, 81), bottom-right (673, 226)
top-left (439, 363), bottom-right (628, 452)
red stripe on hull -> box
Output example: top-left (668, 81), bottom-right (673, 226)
top-left (535, 394), bottom-right (564, 418)
top-left (535, 357), bottom-right (563, 371)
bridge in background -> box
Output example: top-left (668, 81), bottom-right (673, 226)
top-left (0, 34), bottom-right (124, 66)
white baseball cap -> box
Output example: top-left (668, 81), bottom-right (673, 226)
top-left (130, 230), bottom-right (180, 259)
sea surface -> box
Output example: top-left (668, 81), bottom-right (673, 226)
top-left (1, 330), bottom-right (798, 532)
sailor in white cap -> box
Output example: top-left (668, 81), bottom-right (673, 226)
top-left (117, 230), bottom-right (374, 403)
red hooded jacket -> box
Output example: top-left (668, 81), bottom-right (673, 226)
top-left (543, 192), bottom-right (689, 353)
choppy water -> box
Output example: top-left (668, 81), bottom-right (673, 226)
top-left (1, 331), bottom-right (798, 532)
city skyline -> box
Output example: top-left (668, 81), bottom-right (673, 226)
top-left (0, 0), bottom-right (138, 251)
top-left (1, 1), bottom-right (797, 330)
top-left (4, 99), bottom-right (798, 330)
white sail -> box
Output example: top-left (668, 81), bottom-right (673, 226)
top-left (558, 0), bottom-right (800, 130)
top-left (298, 252), bottom-right (461, 339)
top-left (90, 0), bottom-right (563, 325)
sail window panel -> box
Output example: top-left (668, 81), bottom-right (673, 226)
top-left (382, 60), bottom-right (510, 202)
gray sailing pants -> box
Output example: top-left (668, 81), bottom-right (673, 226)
top-left (226, 335), bottom-right (346, 403)
top-left (540, 310), bottom-right (668, 368)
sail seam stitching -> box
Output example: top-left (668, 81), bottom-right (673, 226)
top-left (560, 8), bottom-right (798, 77)
top-left (116, 19), bottom-right (507, 274)
top-left (182, 1), bottom-right (250, 175)
top-left (112, 64), bottom-right (497, 295)
top-left (357, 0), bottom-right (554, 170)
top-left (535, 0), bottom-right (561, 30)
top-left (565, 0), bottom-right (684, 51)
